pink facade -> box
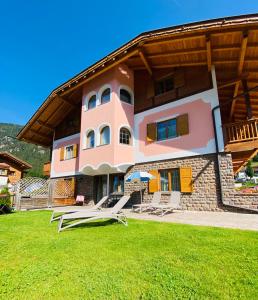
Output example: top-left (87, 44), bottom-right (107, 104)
top-left (51, 65), bottom-right (223, 178)
top-left (52, 135), bottom-right (80, 176)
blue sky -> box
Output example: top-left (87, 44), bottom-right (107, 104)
top-left (1, 0), bottom-right (258, 125)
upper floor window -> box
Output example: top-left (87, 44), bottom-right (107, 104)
top-left (65, 145), bottom-right (74, 160)
top-left (157, 118), bottom-right (177, 141)
top-left (87, 130), bottom-right (95, 148)
top-left (147, 114), bottom-right (189, 143)
top-left (100, 126), bottom-right (110, 145)
top-left (101, 88), bottom-right (111, 104)
top-left (120, 127), bottom-right (131, 145)
top-left (88, 95), bottom-right (97, 110)
top-left (0, 169), bottom-right (7, 176)
top-left (155, 76), bottom-right (174, 96)
top-left (120, 89), bottom-right (132, 104)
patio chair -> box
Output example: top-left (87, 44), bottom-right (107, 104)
top-left (58, 195), bottom-right (131, 232)
top-left (50, 195), bottom-right (109, 223)
top-left (150, 191), bottom-right (181, 216)
top-left (75, 195), bottom-right (85, 205)
top-left (131, 192), bottom-right (161, 213)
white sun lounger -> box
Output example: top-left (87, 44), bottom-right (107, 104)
top-left (151, 191), bottom-right (181, 216)
top-left (132, 192), bottom-right (161, 213)
top-left (58, 195), bottom-right (131, 232)
top-left (50, 196), bottom-right (109, 223)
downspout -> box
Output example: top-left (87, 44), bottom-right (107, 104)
top-left (211, 105), bottom-right (226, 207)
top-left (212, 85), bottom-right (258, 209)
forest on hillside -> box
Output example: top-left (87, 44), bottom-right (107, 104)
top-left (0, 123), bottom-right (50, 177)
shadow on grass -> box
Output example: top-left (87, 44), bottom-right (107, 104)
top-left (61, 219), bottom-right (120, 231)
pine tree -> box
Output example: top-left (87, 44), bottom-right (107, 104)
top-left (246, 161), bottom-right (254, 178)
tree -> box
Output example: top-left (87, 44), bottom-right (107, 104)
top-left (246, 161), bottom-right (254, 178)
top-left (253, 154), bottom-right (258, 162)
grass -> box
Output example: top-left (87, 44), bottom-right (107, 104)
top-left (0, 211), bottom-right (258, 299)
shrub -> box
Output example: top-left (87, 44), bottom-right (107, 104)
top-left (0, 187), bottom-right (11, 207)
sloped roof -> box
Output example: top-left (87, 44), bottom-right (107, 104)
top-left (0, 152), bottom-right (32, 170)
top-left (17, 13), bottom-right (258, 147)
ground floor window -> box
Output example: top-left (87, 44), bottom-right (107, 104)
top-left (160, 169), bottom-right (180, 192)
top-left (110, 174), bottom-right (124, 193)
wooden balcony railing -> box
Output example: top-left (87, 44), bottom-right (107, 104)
top-left (43, 162), bottom-right (51, 177)
top-left (223, 118), bottom-right (258, 144)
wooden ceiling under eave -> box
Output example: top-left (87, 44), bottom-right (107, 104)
top-left (126, 28), bottom-right (258, 123)
top-left (20, 87), bottom-right (82, 147)
top-left (17, 15), bottom-right (258, 147)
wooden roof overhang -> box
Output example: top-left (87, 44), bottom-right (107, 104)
top-left (17, 14), bottom-right (258, 147)
top-left (0, 152), bottom-right (32, 170)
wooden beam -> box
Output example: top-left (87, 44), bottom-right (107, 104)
top-left (230, 31), bottom-right (249, 118)
top-left (217, 74), bottom-right (249, 90)
top-left (206, 36), bottom-right (212, 72)
top-left (29, 129), bottom-right (52, 141)
top-left (234, 149), bottom-right (258, 174)
top-left (36, 120), bottom-right (55, 132)
top-left (128, 43), bottom-right (258, 62)
top-left (138, 50), bottom-right (152, 76)
top-left (143, 34), bottom-right (205, 47)
top-left (242, 79), bottom-right (253, 119)
top-left (60, 50), bottom-right (139, 97)
top-left (56, 95), bottom-right (76, 108)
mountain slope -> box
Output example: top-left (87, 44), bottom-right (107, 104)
top-left (0, 123), bottom-right (50, 177)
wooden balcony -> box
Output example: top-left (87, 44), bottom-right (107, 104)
top-left (43, 162), bottom-right (51, 177)
top-left (223, 118), bottom-right (258, 152)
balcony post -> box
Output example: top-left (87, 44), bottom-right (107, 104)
top-left (242, 79), bottom-right (252, 120)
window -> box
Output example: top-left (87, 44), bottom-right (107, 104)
top-left (9, 171), bottom-right (15, 176)
top-left (160, 169), bottom-right (180, 192)
top-left (101, 88), bottom-right (111, 104)
top-left (120, 89), bottom-right (132, 104)
top-left (149, 167), bottom-right (192, 193)
top-left (155, 76), bottom-right (174, 96)
top-left (157, 118), bottom-right (177, 141)
top-left (110, 174), bottom-right (124, 193)
top-left (120, 127), bottom-right (131, 145)
top-left (100, 126), bottom-right (110, 145)
top-left (87, 130), bottom-right (95, 148)
top-left (65, 145), bottom-right (74, 160)
top-left (88, 95), bottom-right (97, 110)
top-left (0, 169), bottom-right (7, 176)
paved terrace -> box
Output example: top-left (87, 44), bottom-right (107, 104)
top-left (125, 210), bottom-right (258, 231)
top-left (47, 206), bottom-right (258, 231)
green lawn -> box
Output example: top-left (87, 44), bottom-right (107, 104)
top-left (0, 211), bottom-right (257, 299)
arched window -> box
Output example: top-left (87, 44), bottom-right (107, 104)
top-left (101, 88), bottom-right (111, 104)
top-left (100, 126), bottom-right (110, 145)
top-left (120, 89), bottom-right (132, 104)
top-left (88, 95), bottom-right (96, 110)
top-left (120, 127), bottom-right (131, 145)
top-left (87, 130), bottom-right (95, 148)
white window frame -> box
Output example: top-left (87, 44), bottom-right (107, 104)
top-left (64, 144), bottom-right (74, 160)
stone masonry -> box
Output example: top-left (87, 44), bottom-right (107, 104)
top-left (124, 153), bottom-right (258, 211)
top-left (75, 175), bottom-right (94, 204)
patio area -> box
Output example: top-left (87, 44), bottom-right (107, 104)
top-left (46, 206), bottom-right (258, 231)
top-left (126, 210), bottom-right (258, 231)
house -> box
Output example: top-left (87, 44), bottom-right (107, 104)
top-left (17, 14), bottom-right (258, 211)
top-left (0, 152), bottom-right (32, 186)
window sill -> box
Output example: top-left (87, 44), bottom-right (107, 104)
top-left (83, 147), bottom-right (95, 151)
top-left (96, 143), bottom-right (110, 148)
top-left (155, 136), bottom-right (181, 143)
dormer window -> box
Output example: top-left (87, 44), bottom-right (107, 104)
top-left (155, 76), bottom-right (174, 96)
top-left (101, 88), bottom-right (111, 104)
top-left (88, 95), bottom-right (97, 110)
